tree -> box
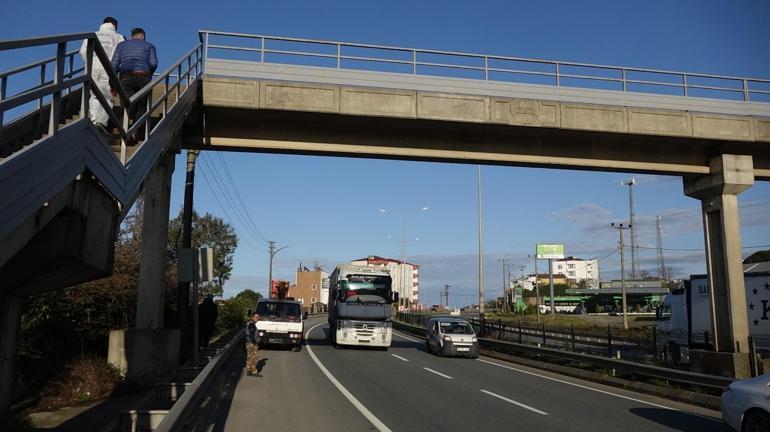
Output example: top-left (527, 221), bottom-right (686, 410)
top-left (216, 289), bottom-right (262, 333)
top-left (168, 210), bottom-right (238, 298)
top-left (744, 250), bottom-right (770, 264)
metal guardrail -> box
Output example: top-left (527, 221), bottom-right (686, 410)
top-left (154, 329), bottom-right (244, 432)
top-left (200, 29), bottom-right (770, 103)
top-left (392, 319), bottom-right (733, 392)
top-left (0, 32), bottom-right (203, 163)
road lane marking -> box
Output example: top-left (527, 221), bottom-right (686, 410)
top-left (480, 389), bottom-right (549, 415)
top-left (391, 354), bottom-right (409, 362)
top-left (477, 358), bottom-right (674, 411)
top-left (423, 367), bottom-right (453, 379)
top-left (305, 323), bottom-right (393, 432)
top-left (392, 330), bottom-right (421, 343)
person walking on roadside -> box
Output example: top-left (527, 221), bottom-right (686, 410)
top-left (111, 27), bottom-right (157, 141)
top-left (246, 312), bottom-right (262, 377)
top-left (198, 294), bottom-right (218, 348)
top-left (79, 17), bottom-right (124, 133)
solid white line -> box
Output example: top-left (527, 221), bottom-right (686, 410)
top-left (305, 323), bottom-right (393, 432)
top-left (391, 354), bottom-right (409, 362)
top-left (423, 367), bottom-right (453, 380)
top-left (477, 358), bottom-right (673, 411)
top-left (480, 389), bottom-right (549, 415)
top-left (392, 330), bottom-right (421, 343)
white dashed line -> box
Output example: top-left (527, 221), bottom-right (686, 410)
top-left (391, 354), bottom-right (409, 362)
top-left (480, 389), bottom-right (549, 415)
top-left (423, 367), bottom-right (453, 380)
top-left (305, 323), bottom-right (392, 432)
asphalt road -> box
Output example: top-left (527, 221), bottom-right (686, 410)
top-left (217, 317), bottom-right (728, 431)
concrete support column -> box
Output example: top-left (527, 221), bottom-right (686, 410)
top-left (136, 153), bottom-right (175, 330)
top-left (0, 295), bottom-right (23, 413)
top-left (684, 154), bottom-right (753, 354)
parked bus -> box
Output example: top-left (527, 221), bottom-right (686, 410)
top-left (328, 264), bottom-right (397, 349)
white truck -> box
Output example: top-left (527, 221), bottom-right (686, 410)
top-left (656, 262), bottom-right (770, 364)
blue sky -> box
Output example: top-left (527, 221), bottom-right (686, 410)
top-left (3, 1), bottom-right (769, 306)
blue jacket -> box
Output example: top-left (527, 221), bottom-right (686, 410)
top-left (112, 39), bottom-right (158, 75)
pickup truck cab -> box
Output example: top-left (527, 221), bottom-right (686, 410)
top-left (425, 317), bottom-right (479, 358)
top-left (254, 299), bottom-right (304, 351)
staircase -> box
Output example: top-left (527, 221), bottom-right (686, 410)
top-left (0, 32), bottom-right (203, 296)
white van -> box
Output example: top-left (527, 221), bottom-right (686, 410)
top-left (425, 317), bottom-right (479, 358)
top-left (253, 299), bottom-right (304, 351)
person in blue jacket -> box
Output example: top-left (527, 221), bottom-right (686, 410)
top-left (111, 27), bottom-right (157, 141)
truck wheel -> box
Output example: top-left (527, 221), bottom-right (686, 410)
top-left (292, 345), bottom-right (302, 352)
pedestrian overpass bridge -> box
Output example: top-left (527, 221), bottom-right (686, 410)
top-left (1, 29), bottom-right (769, 411)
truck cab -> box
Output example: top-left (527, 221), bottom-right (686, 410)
top-left (254, 299), bottom-right (304, 351)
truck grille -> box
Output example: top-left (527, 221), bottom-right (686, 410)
top-left (354, 321), bottom-right (377, 337)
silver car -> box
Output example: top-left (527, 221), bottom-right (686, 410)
top-left (721, 373), bottom-right (770, 431)
top-left (425, 317), bottom-right (479, 358)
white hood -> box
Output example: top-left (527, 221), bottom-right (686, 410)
top-left (99, 22), bottom-right (117, 33)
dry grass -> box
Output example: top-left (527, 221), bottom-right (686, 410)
top-left (34, 356), bottom-right (121, 410)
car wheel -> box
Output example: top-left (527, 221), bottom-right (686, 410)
top-left (743, 409), bottom-right (770, 432)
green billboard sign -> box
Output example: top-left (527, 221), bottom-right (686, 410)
top-left (536, 244), bottom-right (565, 259)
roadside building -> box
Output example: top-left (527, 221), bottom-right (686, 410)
top-left (351, 255), bottom-right (420, 308)
top-left (567, 279), bottom-right (668, 313)
top-left (291, 264), bottom-right (329, 313)
top-left (550, 257), bottom-right (599, 288)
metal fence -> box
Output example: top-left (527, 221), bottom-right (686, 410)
top-left (200, 29), bottom-right (770, 103)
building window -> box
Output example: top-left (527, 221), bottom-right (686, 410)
top-left (568, 271), bottom-right (575, 277)
top-left (312, 284), bottom-right (317, 291)
top-left (568, 264), bottom-right (575, 269)
top-left (311, 297), bottom-right (317, 303)
top-left (557, 265), bottom-right (563, 270)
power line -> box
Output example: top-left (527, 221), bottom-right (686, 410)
top-left (199, 154), bottom-right (267, 247)
top-left (214, 152), bottom-right (270, 242)
top-left (197, 160), bottom-right (262, 252)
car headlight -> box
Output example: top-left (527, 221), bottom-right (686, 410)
top-left (443, 336), bottom-right (451, 342)
top-left (471, 337), bottom-right (478, 342)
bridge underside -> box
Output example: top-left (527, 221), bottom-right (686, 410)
top-left (186, 106), bottom-right (769, 179)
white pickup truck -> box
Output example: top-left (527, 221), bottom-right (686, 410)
top-left (254, 299), bottom-right (304, 351)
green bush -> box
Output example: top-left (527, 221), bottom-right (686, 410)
top-left (216, 289), bottom-right (261, 334)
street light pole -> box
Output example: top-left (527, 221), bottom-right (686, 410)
top-left (267, 241), bottom-right (290, 297)
top-left (379, 207), bottom-right (428, 310)
top-left (611, 223), bottom-right (630, 330)
top-left (478, 165), bottom-right (485, 315)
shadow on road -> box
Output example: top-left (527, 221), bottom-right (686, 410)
top-left (629, 408), bottom-right (729, 432)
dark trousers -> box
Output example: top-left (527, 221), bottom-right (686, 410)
top-left (120, 76), bottom-right (151, 136)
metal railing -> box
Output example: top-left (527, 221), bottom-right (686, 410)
top-left (0, 32), bottom-right (203, 163)
top-left (392, 319), bottom-right (733, 393)
top-left (200, 30), bottom-right (770, 103)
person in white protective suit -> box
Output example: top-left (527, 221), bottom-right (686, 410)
top-left (79, 17), bottom-right (124, 130)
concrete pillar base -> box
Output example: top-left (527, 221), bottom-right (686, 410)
top-left (689, 349), bottom-right (760, 379)
top-left (108, 329), bottom-right (180, 386)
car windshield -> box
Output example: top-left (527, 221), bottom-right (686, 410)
top-left (256, 301), bottom-right (301, 322)
top-left (440, 322), bottom-right (474, 335)
top-left (340, 274), bottom-right (391, 304)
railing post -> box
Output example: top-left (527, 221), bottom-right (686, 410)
top-left (555, 62), bottom-right (560, 86)
top-left (683, 74), bottom-right (688, 97)
top-left (187, 57), bottom-right (192, 87)
top-left (203, 32), bottom-right (210, 68)
top-left (177, 64), bottom-right (182, 103)
top-left (412, 50), bottom-right (417, 75)
top-left (81, 39), bottom-right (93, 121)
top-left (336, 43), bottom-right (341, 69)
top-left (570, 324), bottom-right (575, 351)
top-left (621, 68), bottom-right (627, 92)
top-left (260, 36), bottom-right (265, 63)
top-left (541, 322), bottom-right (546, 346)
top-left (49, 42), bottom-right (66, 136)
top-left (0, 76), bottom-right (7, 143)
top-left (518, 318), bottom-right (522, 344)
top-left (38, 63), bottom-right (47, 109)
top-left (607, 325), bottom-right (613, 358)
top-left (484, 56), bottom-right (489, 81)
top-left (498, 319), bottom-right (502, 339)
top-left (743, 79), bottom-right (750, 101)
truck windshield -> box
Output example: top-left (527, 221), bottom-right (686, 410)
top-left (340, 274), bottom-right (391, 304)
top-left (256, 301), bottom-right (301, 322)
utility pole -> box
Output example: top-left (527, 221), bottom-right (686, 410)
top-left (267, 241), bottom-right (289, 297)
top-left (177, 149), bottom-right (198, 361)
top-left (477, 165), bottom-right (485, 315)
top-left (443, 284), bottom-right (451, 309)
top-left (533, 252), bottom-right (541, 323)
top-left (622, 178), bottom-right (640, 279)
top-left (656, 216), bottom-right (667, 281)
top-left (611, 222), bottom-right (631, 330)
top-left (498, 258), bottom-right (509, 312)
